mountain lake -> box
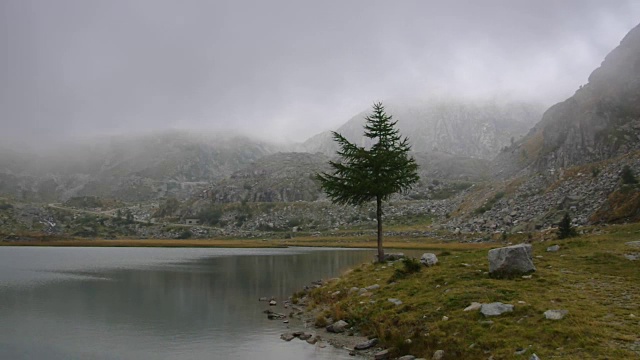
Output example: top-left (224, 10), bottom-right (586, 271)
top-left (0, 246), bottom-right (376, 359)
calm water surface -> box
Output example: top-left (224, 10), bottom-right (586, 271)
top-left (0, 246), bottom-right (375, 359)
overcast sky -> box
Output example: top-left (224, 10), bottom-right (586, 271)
top-left (1, 0), bottom-right (639, 146)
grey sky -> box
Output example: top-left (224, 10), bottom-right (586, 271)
top-left (1, 0), bottom-right (639, 145)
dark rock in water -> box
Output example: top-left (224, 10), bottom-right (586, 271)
top-left (488, 243), bottom-right (536, 277)
top-left (326, 320), bottom-right (349, 333)
top-left (265, 309), bottom-right (286, 320)
top-left (306, 336), bottom-right (318, 345)
top-left (280, 333), bottom-right (295, 341)
top-left (292, 331), bottom-right (304, 337)
top-left (269, 300), bottom-right (277, 306)
top-left (258, 297), bottom-right (268, 301)
top-left (354, 338), bottom-right (378, 350)
top-left (267, 313), bottom-right (286, 320)
top-left (298, 333), bottom-right (313, 340)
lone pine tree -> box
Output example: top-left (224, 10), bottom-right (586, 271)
top-left (317, 102), bottom-right (419, 261)
top-left (558, 213), bottom-right (577, 239)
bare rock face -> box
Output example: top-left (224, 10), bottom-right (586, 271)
top-left (495, 23), bottom-right (640, 178)
top-left (488, 244), bottom-right (536, 277)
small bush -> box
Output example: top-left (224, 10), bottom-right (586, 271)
top-left (475, 191), bottom-right (505, 214)
top-left (621, 165), bottom-right (637, 184)
top-left (314, 315), bottom-right (328, 328)
top-left (0, 202), bottom-right (13, 210)
top-left (389, 258), bottom-right (422, 283)
top-left (177, 230), bottom-right (192, 239)
top-left (557, 213), bottom-right (577, 239)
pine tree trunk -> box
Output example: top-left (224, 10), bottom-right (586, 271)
top-left (376, 195), bottom-right (384, 262)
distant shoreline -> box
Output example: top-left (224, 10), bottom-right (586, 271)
top-left (0, 238), bottom-right (285, 248)
top-left (0, 237), bottom-right (498, 251)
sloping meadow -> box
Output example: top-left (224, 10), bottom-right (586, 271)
top-left (305, 224), bottom-right (640, 359)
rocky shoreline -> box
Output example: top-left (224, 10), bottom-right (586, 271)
top-left (257, 281), bottom-right (385, 359)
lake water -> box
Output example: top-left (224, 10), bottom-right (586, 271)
top-left (0, 246), bottom-right (375, 359)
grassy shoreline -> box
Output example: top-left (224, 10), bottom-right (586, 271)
top-left (298, 225), bottom-right (640, 359)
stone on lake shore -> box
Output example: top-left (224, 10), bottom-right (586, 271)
top-left (432, 349), bottom-right (445, 360)
top-left (374, 349), bottom-right (390, 360)
top-left (326, 319), bottom-right (349, 333)
top-left (280, 333), bottom-right (295, 341)
top-left (354, 338), bottom-right (378, 350)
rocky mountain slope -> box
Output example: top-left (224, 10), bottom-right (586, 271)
top-left (300, 100), bottom-right (544, 160)
top-left (496, 23), bottom-right (640, 178)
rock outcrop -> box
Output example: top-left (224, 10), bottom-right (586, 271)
top-left (496, 23), bottom-right (640, 178)
top-left (488, 244), bottom-right (536, 277)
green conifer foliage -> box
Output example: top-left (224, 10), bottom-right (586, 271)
top-left (317, 102), bottom-right (419, 261)
top-left (558, 213), bottom-right (577, 239)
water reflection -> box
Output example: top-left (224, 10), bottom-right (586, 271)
top-left (0, 247), bottom-right (374, 359)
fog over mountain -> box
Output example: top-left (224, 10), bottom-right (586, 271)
top-left (1, 0), bottom-right (640, 148)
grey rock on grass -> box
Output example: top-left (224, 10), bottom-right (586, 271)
top-left (481, 302), bottom-right (514, 316)
top-left (544, 309), bottom-right (568, 320)
top-left (488, 244), bottom-right (536, 277)
top-left (421, 253), bottom-right (438, 266)
top-left (546, 245), bottom-right (560, 252)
